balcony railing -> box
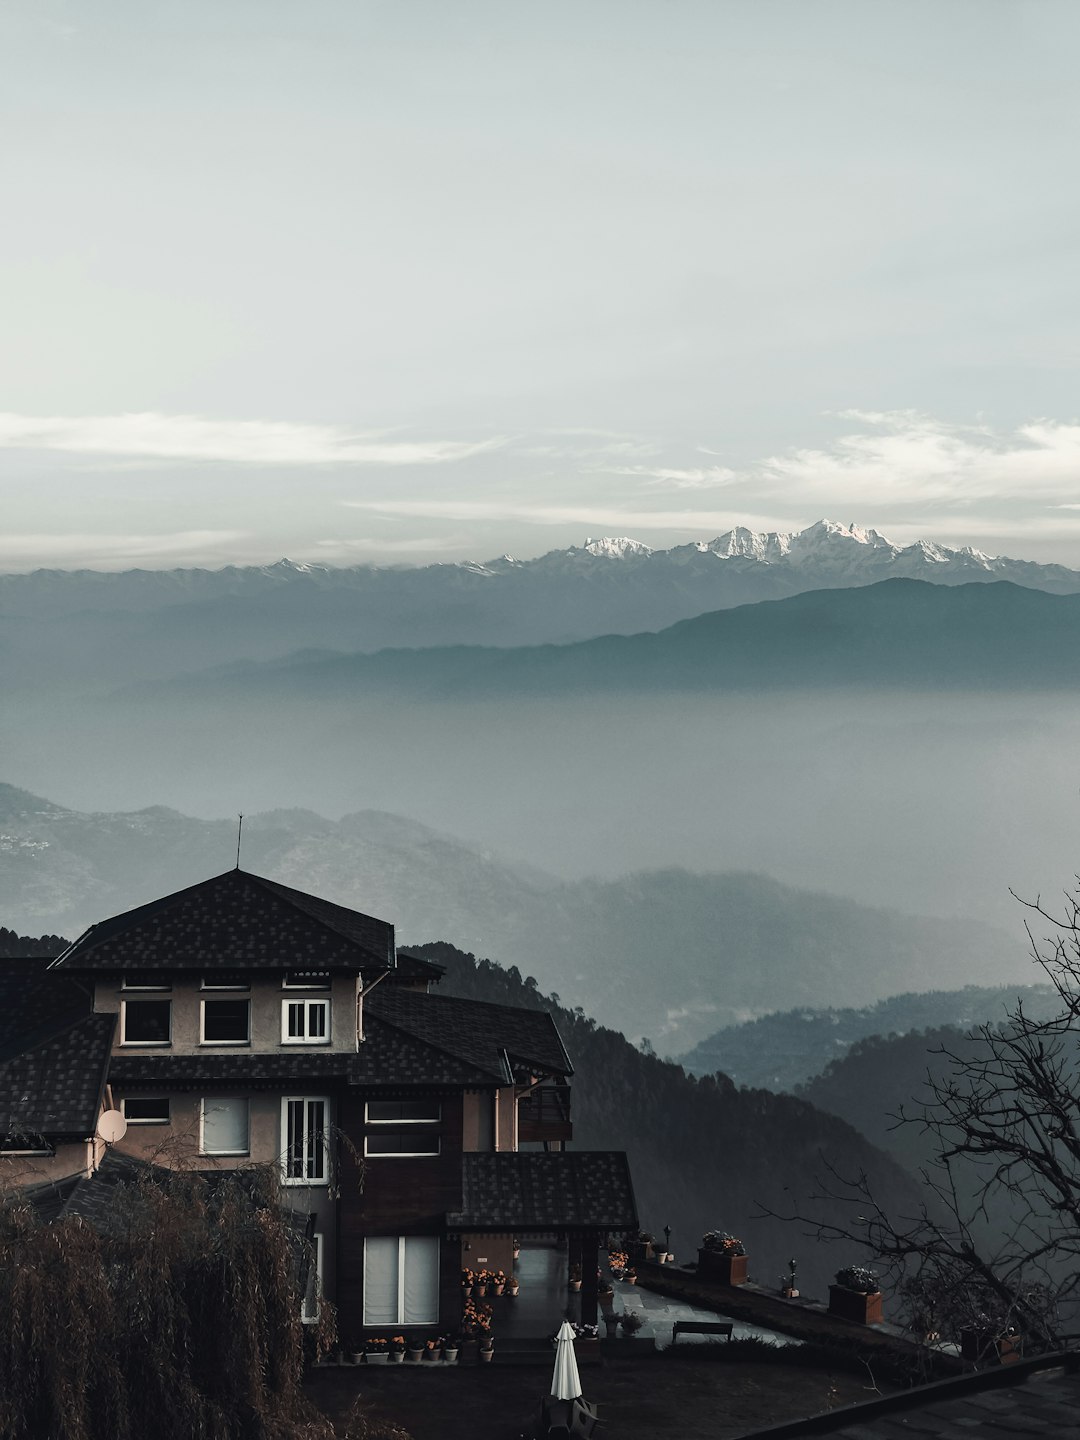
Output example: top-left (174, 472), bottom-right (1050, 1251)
top-left (518, 1085), bottom-right (573, 1143)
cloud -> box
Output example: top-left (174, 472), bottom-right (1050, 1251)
top-left (343, 498), bottom-right (797, 533)
top-left (0, 412), bottom-right (501, 466)
top-left (0, 530), bottom-right (250, 571)
top-left (610, 464), bottom-right (738, 488)
top-left (754, 412), bottom-right (1080, 505)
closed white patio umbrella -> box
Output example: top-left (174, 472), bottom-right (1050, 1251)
top-left (551, 1320), bottom-right (582, 1401)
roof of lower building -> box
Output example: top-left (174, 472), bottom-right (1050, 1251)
top-left (739, 1351), bottom-right (1080, 1439)
top-left (50, 869), bottom-right (395, 973)
top-left (0, 1010), bottom-right (115, 1140)
top-left (367, 987), bottom-right (573, 1082)
top-left (447, 1151), bottom-right (637, 1231)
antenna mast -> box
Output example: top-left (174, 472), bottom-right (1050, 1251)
top-left (236, 813), bottom-right (244, 870)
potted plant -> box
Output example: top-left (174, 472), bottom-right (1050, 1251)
top-left (406, 1339), bottom-right (424, 1363)
top-left (443, 1334), bottom-right (461, 1364)
top-left (479, 1334), bottom-right (495, 1363)
top-left (492, 1269), bottom-right (506, 1296)
top-left (461, 1267), bottom-right (474, 1297)
top-left (365, 1336), bottom-right (389, 1365)
top-left (350, 1344), bottom-right (365, 1365)
top-left (603, 1312), bottom-right (619, 1338)
top-left (619, 1309), bottom-right (644, 1339)
top-left (568, 1264), bottom-right (582, 1293)
top-left (829, 1265), bottom-right (884, 1325)
top-left (698, 1231), bottom-right (748, 1285)
top-left (625, 1266), bottom-right (638, 1285)
top-left (474, 1269), bottom-right (489, 1297)
top-left (389, 1336), bottom-right (406, 1364)
top-left (424, 1337), bottom-right (442, 1362)
top-left (507, 1273), bottom-right (520, 1297)
top-left (958, 1310), bottom-right (1022, 1366)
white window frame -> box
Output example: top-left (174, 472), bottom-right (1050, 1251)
top-left (364, 1132), bottom-right (441, 1158)
top-left (365, 1100), bottom-right (442, 1125)
top-left (302, 1233), bottom-right (324, 1324)
top-left (200, 997), bottom-right (252, 1046)
top-left (362, 1236), bottom-right (440, 1326)
top-left (121, 1096), bottom-right (171, 1125)
top-left (199, 1096), bottom-right (251, 1157)
top-left (281, 998), bottom-right (331, 1046)
top-left (119, 998), bottom-right (172, 1047)
top-left (280, 1096), bottom-right (330, 1185)
top-left (282, 970), bottom-right (331, 990)
top-left (200, 973), bottom-right (250, 991)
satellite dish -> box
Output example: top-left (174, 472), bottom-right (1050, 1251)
top-left (97, 1110), bottom-right (127, 1144)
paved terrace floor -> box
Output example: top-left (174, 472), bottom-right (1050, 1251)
top-left (496, 1242), bottom-right (799, 1349)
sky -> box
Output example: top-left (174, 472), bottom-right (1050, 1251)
top-left (3, 0), bottom-right (1080, 572)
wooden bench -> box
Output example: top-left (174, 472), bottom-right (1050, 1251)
top-left (671, 1321), bottom-right (734, 1346)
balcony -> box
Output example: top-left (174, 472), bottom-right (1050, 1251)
top-left (517, 1085), bottom-right (572, 1143)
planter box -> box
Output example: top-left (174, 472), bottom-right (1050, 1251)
top-left (960, 1330), bottom-right (1022, 1365)
top-left (828, 1285), bottom-right (883, 1325)
top-left (697, 1248), bottom-right (748, 1286)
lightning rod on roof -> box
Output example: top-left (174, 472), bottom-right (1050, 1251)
top-left (236, 813), bottom-right (244, 870)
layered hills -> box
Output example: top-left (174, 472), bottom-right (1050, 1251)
top-left (0, 785), bottom-right (1023, 1052)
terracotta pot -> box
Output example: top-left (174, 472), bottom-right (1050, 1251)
top-left (475, 1284), bottom-right (488, 1297)
top-left (494, 1284), bottom-right (505, 1295)
top-left (462, 1285), bottom-right (473, 1297)
top-left (828, 1285), bottom-right (883, 1326)
top-left (626, 1275), bottom-right (637, 1285)
top-left (698, 1249), bottom-right (748, 1286)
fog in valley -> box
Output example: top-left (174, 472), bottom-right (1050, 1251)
top-left (9, 682), bottom-right (1077, 935)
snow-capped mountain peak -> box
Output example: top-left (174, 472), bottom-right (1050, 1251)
top-left (582, 536), bottom-right (654, 559)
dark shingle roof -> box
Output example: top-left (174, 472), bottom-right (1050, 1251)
top-left (0, 1012), bottom-right (115, 1138)
top-left (367, 988), bottom-right (573, 1083)
top-left (391, 952), bottom-right (446, 983)
top-left (447, 1151), bottom-right (637, 1231)
top-left (51, 869), bottom-right (395, 973)
top-left (739, 1351), bottom-right (1080, 1438)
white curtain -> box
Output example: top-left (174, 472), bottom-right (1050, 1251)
top-left (363, 1238), bottom-right (399, 1325)
top-left (202, 1096), bottom-right (248, 1154)
top-left (403, 1237), bottom-right (439, 1324)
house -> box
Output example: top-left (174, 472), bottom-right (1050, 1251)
top-left (40, 868), bottom-right (637, 1339)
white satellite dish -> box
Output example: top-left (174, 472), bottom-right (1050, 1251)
top-left (97, 1109), bottom-right (127, 1144)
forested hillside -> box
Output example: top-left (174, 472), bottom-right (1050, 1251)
top-left (0, 927), bottom-right (67, 958)
top-left (413, 941), bottom-right (927, 1298)
top-left (681, 985), bottom-right (1059, 1091)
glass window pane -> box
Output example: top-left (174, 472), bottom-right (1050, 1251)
top-left (402, 1237), bottom-right (439, 1324)
top-left (286, 1002), bottom-right (305, 1038)
top-left (202, 1096), bottom-right (249, 1155)
top-left (367, 1100), bottom-right (441, 1124)
top-left (203, 1000), bottom-right (250, 1043)
top-left (363, 1238), bottom-right (399, 1326)
top-left (123, 1096), bottom-right (170, 1124)
top-left (123, 1000), bottom-right (171, 1043)
top-left (285, 1099), bottom-right (305, 1178)
top-left (305, 1100), bottom-right (326, 1180)
top-left (307, 1003), bottom-right (327, 1039)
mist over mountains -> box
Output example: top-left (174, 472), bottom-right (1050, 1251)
top-left (6, 519), bottom-right (1080, 691)
top-left (0, 785), bottom-right (1023, 1052)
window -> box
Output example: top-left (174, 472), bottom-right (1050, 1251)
top-left (201, 971), bottom-right (250, 991)
top-left (364, 1132), bottom-right (440, 1157)
top-left (366, 1100), bottom-right (441, 1125)
top-left (121, 972), bottom-right (170, 991)
top-left (120, 999), bottom-right (171, 1046)
top-left (121, 1096), bottom-right (171, 1125)
top-left (302, 1234), bottom-right (324, 1324)
top-left (200, 1096), bottom-right (250, 1156)
top-left (283, 970), bottom-right (331, 990)
top-left (201, 998), bottom-right (251, 1045)
top-left (281, 1097), bottom-right (329, 1183)
top-left (363, 1237), bottom-right (439, 1326)
top-left (281, 998), bottom-right (330, 1045)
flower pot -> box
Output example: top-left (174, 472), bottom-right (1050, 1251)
top-left (479, 1348), bottom-right (494, 1363)
top-left (407, 1348), bottom-right (424, 1363)
top-left (475, 1284), bottom-right (488, 1297)
top-left (350, 1351), bottom-right (364, 1365)
top-left (960, 1329), bottom-right (1021, 1365)
top-left (389, 1350), bottom-right (405, 1363)
top-left (366, 1351), bottom-right (389, 1365)
top-left (625, 1275), bottom-right (637, 1285)
top-left (507, 1284), bottom-right (519, 1297)
top-left (462, 1285), bottom-right (472, 1297)
top-left (423, 1347), bottom-right (440, 1362)
top-left (569, 1279), bottom-right (582, 1292)
top-left (698, 1249), bottom-right (748, 1286)
top-left (493, 1284), bottom-right (505, 1296)
top-left (443, 1347), bottom-right (459, 1364)
top-left (828, 1285), bottom-right (883, 1326)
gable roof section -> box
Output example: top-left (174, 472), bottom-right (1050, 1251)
top-left (0, 1011), bottom-right (115, 1140)
top-left (51, 868), bottom-right (395, 973)
top-left (448, 1151), bottom-right (637, 1231)
top-left (366, 988), bottom-right (573, 1082)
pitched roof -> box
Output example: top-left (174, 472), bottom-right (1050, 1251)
top-left (367, 988), bottom-right (573, 1083)
top-left (0, 959), bottom-right (89, 1054)
top-left (447, 1151), bottom-right (637, 1231)
top-left (51, 869), bottom-right (395, 973)
top-left (739, 1351), bottom-right (1080, 1439)
top-left (0, 1011), bottom-right (115, 1140)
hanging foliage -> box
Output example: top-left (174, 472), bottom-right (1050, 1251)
top-left (0, 1163), bottom-right (336, 1440)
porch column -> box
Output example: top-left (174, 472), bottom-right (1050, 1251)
top-left (580, 1232), bottom-right (599, 1326)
